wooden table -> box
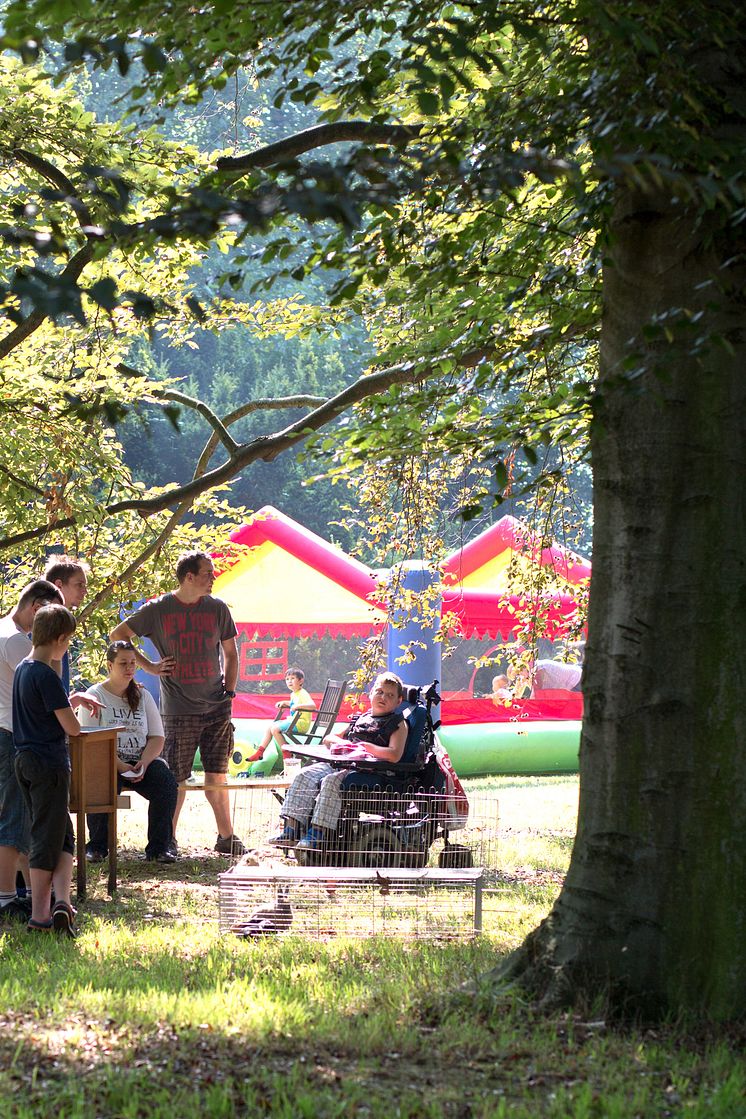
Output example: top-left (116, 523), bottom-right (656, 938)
top-left (69, 727), bottom-right (123, 900)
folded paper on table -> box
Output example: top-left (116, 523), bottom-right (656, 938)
top-left (329, 742), bottom-right (377, 761)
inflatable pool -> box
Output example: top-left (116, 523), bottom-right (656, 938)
top-left (436, 720), bottom-right (580, 777)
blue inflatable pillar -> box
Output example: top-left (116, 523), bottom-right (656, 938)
top-left (136, 636), bottom-right (162, 703)
top-left (386, 562), bottom-right (441, 721)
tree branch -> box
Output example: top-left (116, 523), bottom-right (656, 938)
top-left (77, 377), bottom-right (321, 611)
top-left (79, 388), bottom-right (261, 618)
top-left (0, 243), bottom-right (93, 360)
top-left (0, 150), bottom-right (106, 361)
top-left (0, 346), bottom-right (492, 549)
top-left (0, 462), bottom-right (46, 497)
top-left (186, 392), bottom-right (328, 472)
top-left (215, 121), bottom-right (421, 177)
top-left (107, 347), bottom-right (491, 515)
top-left (0, 515), bottom-right (78, 550)
top-left (12, 148), bottom-right (94, 231)
top-left (219, 394), bottom-right (326, 415)
top-left (119, 371), bottom-right (241, 455)
top-left (118, 361), bottom-right (327, 463)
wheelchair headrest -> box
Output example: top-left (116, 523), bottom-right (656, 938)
top-left (400, 680), bottom-right (440, 709)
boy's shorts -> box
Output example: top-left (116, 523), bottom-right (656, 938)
top-left (0, 728), bottom-right (30, 853)
top-left (14, 751), bottom-right (74, 870)
top-left (276, 715), bottom-right (311, 734)
top-left (162, 703), bottom-right (234, 783)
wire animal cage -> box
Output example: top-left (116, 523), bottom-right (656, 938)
top-left (219, 787), bottom-right (499, 940)
top-left (219, 865), bottom-right (484, 940)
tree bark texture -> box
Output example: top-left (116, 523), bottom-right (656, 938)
top-left (499, 34), bottom-right (746, 1019)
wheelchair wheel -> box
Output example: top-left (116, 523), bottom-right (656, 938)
top-left (348, 824), bottom-right (406, 868)
top-left (401, 845), bottom-right (429, 869)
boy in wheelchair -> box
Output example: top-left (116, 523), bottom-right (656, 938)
top-left (269, 672), bottom-right (409, 853)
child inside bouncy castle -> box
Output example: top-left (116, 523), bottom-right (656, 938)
top-left (241, 668), bottom-right (315, 776)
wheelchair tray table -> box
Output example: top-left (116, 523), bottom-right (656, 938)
top-left (286, 744), bottom-right (422, 775)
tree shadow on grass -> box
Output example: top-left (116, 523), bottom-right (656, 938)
top-left (78, 849), bottom-right (231, 921)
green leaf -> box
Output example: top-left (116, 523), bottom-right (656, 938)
top-left (88, 277), bottom-right (118, 311)
top-left (416, 89), bottom-right (439, 115)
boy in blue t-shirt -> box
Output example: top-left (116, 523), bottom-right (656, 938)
top-left (13, 605), bottom-right (101, 936)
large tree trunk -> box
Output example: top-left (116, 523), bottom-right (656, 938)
top-left (497, 36), bottom-right (746, 1020)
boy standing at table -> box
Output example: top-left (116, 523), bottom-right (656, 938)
top-left (13, 605), bottom-right (101, 936)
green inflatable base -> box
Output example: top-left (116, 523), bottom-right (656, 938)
top-left (437, 720), bottom-right (580, 777)
top-left (246, 740), bottom-right (284, 778)
top-left (226, 718), bottom-right (580, 780)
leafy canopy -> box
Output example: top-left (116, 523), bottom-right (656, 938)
top-left (2, 1), bottom-right (742, 639)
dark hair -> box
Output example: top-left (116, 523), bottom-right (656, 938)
top-left (32, 604), bottom-right (76, 647)
top-left (286, 666), bottom-right (304, 681)
top-left (106, 640), bottom-right (141, 713)
top-left (175, 551), bottom-right (212, 583)
top-left (17, 579), bottom-right (64, 611)
top-left (43, 555), bottom-right (88, 586)
top-left (374, 671), bottom-right (404, 699)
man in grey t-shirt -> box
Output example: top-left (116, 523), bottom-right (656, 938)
top-left (111, 551), bottom-right (245, 857)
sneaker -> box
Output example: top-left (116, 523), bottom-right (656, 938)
top-left (85, 846), bottom-right (107, 863)
top-left (296, 825), bottom-right (328, 853)
top-left (51, 901), bottom-right (77, 939)
top-left (268, 822), bottom-right (301, 848)
top-left (214, 834), bottom-right (247, 857)
top-left (167, 840), bottom-right (179, 857)
top-left (0, 897), bottom-right (33, 923)
top-left (146, 850), bottom-right (177, 864)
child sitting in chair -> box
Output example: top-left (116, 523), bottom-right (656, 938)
top-left (245, 667), bottom-right (315, 766)
top-left (269, 671), bottom-right (407, 854)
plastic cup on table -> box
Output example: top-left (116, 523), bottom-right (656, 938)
top-left (283, 755), bottom-right (302, 782)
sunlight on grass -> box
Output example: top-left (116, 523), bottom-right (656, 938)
top-left (1, 776), bottom-right (742, 1118)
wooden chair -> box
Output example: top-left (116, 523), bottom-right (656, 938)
top-left (284, 678), bottom-right (348, 746)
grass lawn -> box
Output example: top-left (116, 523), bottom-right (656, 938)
top-left (1, 775), bottom-right (743, 1117)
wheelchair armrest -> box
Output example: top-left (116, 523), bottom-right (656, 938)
top-left (343, 760), bottom-right (427, 777)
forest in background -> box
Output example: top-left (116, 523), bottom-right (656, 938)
top-left (79, 59), bottom-right (594, 559)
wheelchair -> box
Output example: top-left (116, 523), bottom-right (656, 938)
top-left (293, 683), bottom-right (466, 869)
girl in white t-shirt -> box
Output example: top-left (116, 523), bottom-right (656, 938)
top-left (81, 641), bottom-right (178, 863)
